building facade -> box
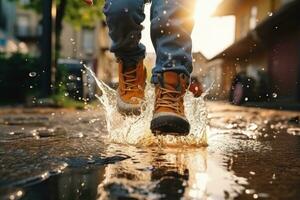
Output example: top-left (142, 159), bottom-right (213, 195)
top-left (0, 0), bottom-right (118, 88)
top-left (210, 0), bottom-right (300, 101)
top-left (0, 0), bottom-right (39, 54)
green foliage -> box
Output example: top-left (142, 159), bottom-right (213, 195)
top-left (0, 53), bottom-right (40, 103)
top-left (10, 0), bottom-right (105, 28)
top-left (64, 0), bottom-right (105, 28)
top-left (50, 63), bottom-right (85, 109)
top-left (50, 93), bottom-right (85, 109)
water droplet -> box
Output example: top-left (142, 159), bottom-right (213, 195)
top-left (29, 72), bottom-right (37, 77)
top-left (249, 171), bottom-right (256, 175)
top-left (272, 93), bottom-right (277, 98)
top-left (124, 8), bottom-right (129, 12)
top-left (245, 189), bottom-right (255, 194)
top-left (163, 10), bottom-right (167, 15)
top-left (16, 191), bottom-right (23, 197)
top-left (68, 75), bottom-right (76, 80)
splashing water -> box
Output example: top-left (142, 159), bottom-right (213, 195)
top-left (84, 64), bottom-right (208, 147)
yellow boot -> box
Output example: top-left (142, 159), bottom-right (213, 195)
top-left (117, 60), bottom-right (147, 115)
top-left (151, 72), bottom-right (190, 136)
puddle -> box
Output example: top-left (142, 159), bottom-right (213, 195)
top-left (0, 85), bottom-right (300, 199)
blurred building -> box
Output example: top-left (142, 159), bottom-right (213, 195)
top-left (60, 21), bottom-right (102, 68)
top-left (94, 20), bottom-right (118, 85)
top-left (0, 0), bottom-right (38, 54)
top-left (209, 0), bottom-right (300, 101)
top-left (140, 52), bottom-right (207, 84)
top-left (192, 52), bottom-right (207, 78)
top-left (0, 0), bottom-right (118, 87)
top-left (53, 19), bottom-right (119, 86)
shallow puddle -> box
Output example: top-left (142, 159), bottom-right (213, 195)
top-left (0, 102), bottom-right (300, 199)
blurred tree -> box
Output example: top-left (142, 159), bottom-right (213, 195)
top-left (9, 0), bottom-right (104, 26)
top-left (54, 0), bottom-right (104, 63)
top-left (9, 0), bottom-right (104, 96)
top-left (9, 0), bottom-right (104, 54)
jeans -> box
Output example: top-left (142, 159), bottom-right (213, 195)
top-left (103, 0), bottom-right (196, 83)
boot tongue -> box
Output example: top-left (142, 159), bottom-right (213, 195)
top-left (162, 72), bottom-right (179, 91)
top-left (123, 66), bottom-right (136, 73)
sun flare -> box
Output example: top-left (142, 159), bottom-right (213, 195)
top-left (191, 0), bottom-right (235, 58)
top-left (194, 0), bottom-right (222, 21)
top-left (142, 0), bottom-right (235, 58)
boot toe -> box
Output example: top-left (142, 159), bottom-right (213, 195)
top-left (151, 112), bottom-right (190, 136)
top-left (116, 95), bottom-right (142, 115)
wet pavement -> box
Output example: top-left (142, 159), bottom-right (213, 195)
top-left (0, 102), bottom-right (299, 200)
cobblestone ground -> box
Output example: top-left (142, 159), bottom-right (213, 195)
top-left (0, 103), bottom-right (299, 200)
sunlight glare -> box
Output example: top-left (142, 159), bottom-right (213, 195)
top-left (192, 0), bottom-right (235, 58)
top-left (194, 0), bottom-right (222, 21)
top-left (142, 0), bottom-right (235, 59)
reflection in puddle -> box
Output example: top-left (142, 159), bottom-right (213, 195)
top-left (1, 105), bottom-right (299, 199)
top-left (98, 145), bottom-right (246, 199)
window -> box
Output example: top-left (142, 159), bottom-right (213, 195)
top-left (16, 14), bottom-right (30, 36)
top-left (82, 28), bottom-right (94, 54)
top-left (240, 15), bottom-right (248, 38)
top-left (249, 6), bottom-right (258, 30)
top-left (281, 0), bottom-right (294, 5)
top-left (19, 0), bottom-right (30, 5)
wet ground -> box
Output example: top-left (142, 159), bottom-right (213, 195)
top-left (0, 102), bottom-right (299, 200)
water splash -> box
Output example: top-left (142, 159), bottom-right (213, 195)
top-left (84, 64), bottom-right (208, 147)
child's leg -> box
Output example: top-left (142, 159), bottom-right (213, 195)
top-left (104, 0), bottom-right (147, 115)
top-left (103, 0), bottom-right (146, 67)
top-left (150, 0), bottom-right (196, 135)
top-left (150, 0), bottom-right (196, 83)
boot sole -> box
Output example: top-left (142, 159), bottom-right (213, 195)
top-left (116, 95), bottom-right (142, 115)
top-left (151, 112), bottom-right (190, 136)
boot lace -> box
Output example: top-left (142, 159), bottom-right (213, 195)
top-left (123, 68), bottom-right (139, 91)
top-left (156, 87), bottom-right (184, 113)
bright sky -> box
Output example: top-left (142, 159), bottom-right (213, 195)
top-left (141, 0), bottom-right (235, 59)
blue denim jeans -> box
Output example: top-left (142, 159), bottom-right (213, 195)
top-left (103, 0), bottom-right (195, 83)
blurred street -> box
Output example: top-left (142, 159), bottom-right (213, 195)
top-left (1, 0), bottom-right (300, 199)
top-left (0, 102), bottom-right (299, 199)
